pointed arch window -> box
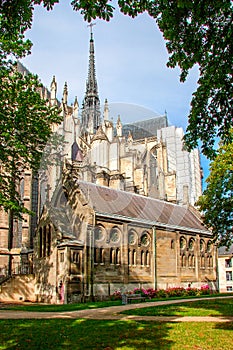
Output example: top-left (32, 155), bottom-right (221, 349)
top-left (146, 251), bottom-right (150, 266)
top-left (188, 255), bottom-right (191, 267)
top-left (128, 249), bottom-right (131, 266)
top-left (47, 225), bottom-right (51, 256)
top-left (100, 248), bottom-right (105, 264)
top-left (181, 254), bottom-right (186, 267)
top-left (200, 239), bottom-right (205, 252)
top-left (180, 237), bottom-right (186, 250)
top-left (94, 247), bottom-right (98, 264)
top-left (171, 239), bottom-right (175, 249)
top-left (110, 248), bottom-right (115, 264)
top-left (132, 250), bottom-right (136, 266)
top-left (192, 255), bottom-right (195, 267)
top-left (43, 226), bottom-right (47, 257)
top-left (141, 251), bottom-right (145, 266)
top-left (116, 248), bottom-right (120, 265)
top-left (207, 240), bottom-right (212, 253)
top-left (201, 255), bottom-right (205, 268)
top-left (39, 227), bottom-right (42, 258)
top-left (189, 238), bottom-right (195, 251)
top-left (208, 255), bottom-right (213, 268)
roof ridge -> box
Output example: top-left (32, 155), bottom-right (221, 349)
top-left (77, 180), bottom-right (193, 210)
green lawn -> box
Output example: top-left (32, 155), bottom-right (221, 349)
top-left (0, 319), bottom-right (232, 350)
top-left (1, 298), bottom-right (233, 349)
top-left (1, 293), bottom-right (232, 312)
top-left (0, 299), bottom-right (122, 312)
top-left (121, 298), bottom-right (233, 317)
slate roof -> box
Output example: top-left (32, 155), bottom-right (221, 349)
top-left (77, 181), bottom-right (210, 234)
top-left (122, 115), bottom-right (168, 140)
top-left (218, 245), bottom-right (233, 256)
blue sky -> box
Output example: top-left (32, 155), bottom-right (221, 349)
top-left (22, 0), bottom-right (209, 184)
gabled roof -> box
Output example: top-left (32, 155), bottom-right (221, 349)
top-left (122, 115), bottom-right (168, 140)
top-left (218, 245), bottom-right (233, 256)
top-left (77, 181), bottom-right (210, 234)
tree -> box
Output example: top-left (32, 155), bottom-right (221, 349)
top-left (197, 140), bottom-right (233, 247)
top-left (0, 0), bottom-right (62, 215)
top-left (1, 1), bottom-right (232, 158)
top-left (0, 67), bottom-right (61, 215)
top-left (70, 0), bottom-right (233, 159)
top-left (1, 1), bottom-right (232, 244)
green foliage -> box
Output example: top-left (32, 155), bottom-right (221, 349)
top-left (69, 0), bottom-right (233, 158)
top-left (154, 1), bottom-right (233, 158)
top-left (112, 285), bottom-right (212, 301)
top-left (0, 0), bottom-right (32, 63)
top-left (197, 140), bottom-right (233, 246)
top-left (1, 1), bottom-right (232, 159)
top-left (0, 65), bottom-right (61, 215)
top-left (0, 1), bottom-right (63, 216)
top-left (1, 0), bottom-right (232, 223)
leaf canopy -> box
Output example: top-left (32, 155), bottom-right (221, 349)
top-left (198, 140), bottom-right (233, 246)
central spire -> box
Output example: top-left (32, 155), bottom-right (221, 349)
top-left (81, 23), bottom-right (101, 134)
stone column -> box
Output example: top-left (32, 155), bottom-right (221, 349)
top-left (122, 223), bottom-right (129, 285)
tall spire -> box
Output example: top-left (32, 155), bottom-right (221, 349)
top-left (81, 22), bottom-right (101, 134)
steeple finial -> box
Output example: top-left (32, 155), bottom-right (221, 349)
top-left (73, 96), bottom-right (79, 118)
top-left (104, 98), bottom-right (109, 121)
top-left (81, 23), bottom-right (101, 134)
top-left (116, 115), bottom-right (122, 137)
top-left (63, 82), bottom-right (68, 105)
top-left (50, 75), bottom-right (57, 105)
top-left (87, 22), bottom-right (96, 40)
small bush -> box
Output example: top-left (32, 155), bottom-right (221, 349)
top-left (156, 289), bottom-right (168, 298)
top-left (145, 288), bottom-right (157, 298)
top-left (166, 287), bottom-right (186, 297)
top-left (110, 290), bottom-right (122, 300)
top-left (133, 288), bottom-right (143, 295)
top-left (186, 287), bottom-right (199, 296)
top-left (111, 284), bottom-right (213, 300)
top-left (200, 284), bottom-right (211, 295)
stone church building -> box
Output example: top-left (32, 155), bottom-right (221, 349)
top-left (0, 30), bottom-right (216, 303)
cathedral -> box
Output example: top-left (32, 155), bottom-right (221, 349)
top-left (0, 29), bottom-right (217, 303)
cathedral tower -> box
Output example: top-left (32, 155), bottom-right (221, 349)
top-left (81, 23), bottom-right (101, 134)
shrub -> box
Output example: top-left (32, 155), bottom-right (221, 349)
top-left (110, 290), bottom-right (122, 300)
top-left (145, 288), bottom-right (157, 299)
top-left (200, 284), bottom-right (211, 295)
top-left (133, 288), bottom-right (142, 295)
top-left (111, 284), bottom-right (212, 300)
top-left (166, 287), bottom-right (186, 297)
top-left (186, 287), bottom-right (199, 296)
top-left (156, 289), bottom-right (168, 298)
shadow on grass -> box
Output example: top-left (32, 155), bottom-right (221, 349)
top-left (0, 319), bottom-right (173, 350)
top-left (121, 297), bottom-right (233, 318)
top-left (214, 322), bottom-right (233, 331)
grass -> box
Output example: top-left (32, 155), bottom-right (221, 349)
top-left (0, 300), bottom-right (122, 312)
top-left (1, 298), bottom-right (233, 349)
top-left (121, 298), bottom-right (233, 317)
top-left (1, 293), bottom-right (232, 312)
top-left (0, 319), bottom-right (232, 350)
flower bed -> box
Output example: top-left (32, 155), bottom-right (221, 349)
top-left (110, 285), bottom-right (211, 300)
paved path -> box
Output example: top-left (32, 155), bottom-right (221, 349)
top-left (0, 296), bottom-right (233, 322)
